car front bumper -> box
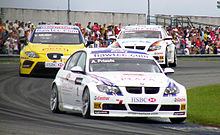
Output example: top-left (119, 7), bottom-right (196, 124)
top-left (90, 89), bottom-right (187, 118)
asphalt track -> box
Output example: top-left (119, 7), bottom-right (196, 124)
top-left (0, 61), bottom-right (220, 135)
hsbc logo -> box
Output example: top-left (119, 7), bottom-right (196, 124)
top-left (148, 98), bottom-right (156, 102)
top-left (58, 63), bottom-right (64, 67)
top-left (131, 97), bottom-right (156, 103)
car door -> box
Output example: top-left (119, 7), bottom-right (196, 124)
top-left (60, 51), bottom-right (82, 108)
top-left (71, 52), bottom-right (87, 107)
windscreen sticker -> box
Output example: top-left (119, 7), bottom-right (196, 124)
top-left (124, 27), bottom-right (160, 31)
top-left (36, 29), bottom-right (79, 33)
top-left (121, 40), bottom-right (151, 44)
top-left (93, 53), bottom-right (149, 59)
top-left (90, 59), bottom-right (115, 64)
top-left (39, 26), bottom-right (76, 29)
top-left (91, 48), bottom-right (146, 54)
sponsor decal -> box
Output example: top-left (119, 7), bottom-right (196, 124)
top-left (173, 112), bottom-right (185, 116)
top-left (181, 104), bottom-right (186, 110)
top-left (121, 75), bottom-right (155, 82)
top-left (88, 74), bottom-right (116, 87)
top-left (174, 98), bottom-right (186, 102)
top-left (45, 62), bottom-right (64, 68)
top-left (93, 53), bottom-right (149, 59)
top-left (131, 97), bottom-right (156, 103)
top-left (148, 98), bottom-right (156, 102)
top-left (36, 29), bottom-right (79, 33)
top-left (94, 96), bottom-right (110, 101)
top-left (154, 52), bottom-right (164, 55)
top-left (121, 40), bottom-right (151, 44)
top-left (58, 63), bottom-right (64, 67)
top-left (116, 99), bottom-right (123, 105)
top-left (94, 102), bottom-right (102, 109)
top-left (42, 48), bottom-right (69, 52)
top-left (66, 73), bottom-right (71, 80)
top-left (159, 56), bottom-right (164, 60)
top-left (128, 112), bottom-right (158, 115)
top-left (131, 97), bottom-right (148, 103)
top-left (91, 59), bottom-right (115, 64)
top-left (39, 26), bottom-right (76, 29)
top-left (94, 110), bottom-right (109, 114)
top-left (124, 26), bottom-right (160, 31)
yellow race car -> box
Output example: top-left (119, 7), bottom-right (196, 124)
top-left (19, 25), bottom-right (92, 76)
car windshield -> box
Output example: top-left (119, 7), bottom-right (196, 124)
top-left (31, 33), bottom-right (82, 44)
top-left (118, 30), bottom-right (162, 39)
top-left (89, 58), bottom-right (162, 73)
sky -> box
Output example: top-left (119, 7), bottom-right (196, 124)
top-left (0, 0), bottom-right (220, 17)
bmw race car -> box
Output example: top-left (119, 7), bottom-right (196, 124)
top-left (50, 48), bottom-right (187, 123)
top-left (109, 25), bottom-right (177, 67)
top-left (19, 25), bottom-right (92, 76)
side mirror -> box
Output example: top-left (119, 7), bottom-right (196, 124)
top-left (71, 66), bottom-right (85, 74)
top-left (85, 40), bottom-right (94, 47)
top-left (164, 68), bottom-right (174, 75)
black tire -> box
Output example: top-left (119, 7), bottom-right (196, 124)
top-left (169, 50), bottom-right (177, 67)
top-left (82, 88), bottom-right (91, 118)
top-left (50, 85), bottom-right (61, 113)
top-left (170, 117), bottom-right (186, 124)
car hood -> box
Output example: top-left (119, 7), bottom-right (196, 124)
top-left (24, 42), bottom-right (85, 55)
top-left (117, 38), bottom-right (160, 49)
top-left (89, 72), bottom-right (170, 87)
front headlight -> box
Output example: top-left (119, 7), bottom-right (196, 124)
top-left (97, 85), bottom-right (121, 94)
top-left (25, 51), bottom-right (39, 58)
top-left (164, 82), bottom-right (180, 95)
top-left (148, 41), bottom-right (162, 51)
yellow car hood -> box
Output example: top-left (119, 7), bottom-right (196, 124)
top-left (25, 42), bottom-right (85, 55)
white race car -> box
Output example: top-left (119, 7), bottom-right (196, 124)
top-left (50, 48), bottom-right (186, 123)
top-left (110, 25), bottom-right (177, 67)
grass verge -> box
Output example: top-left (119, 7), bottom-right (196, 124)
top-left (187, 84), bottom-right (220, 127)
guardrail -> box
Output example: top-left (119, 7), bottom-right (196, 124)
top-left (0, 54), bottom-right (20, 61)
top-left (1, 54), bottom-right (220, 61)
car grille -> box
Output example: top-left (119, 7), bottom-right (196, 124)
top-left (126, 87), bottom-right (142, 94)
top-left (31, 62), bottom-right (59, 76)
top-left (145, 87), bottom-right (160, 94)
top-left (128, 104), bottom-right (158, 111)
top-left (159, 105), bottom-right (180, 111)
top-left (102, 104), bottom-right (127, 110)
top-left (126, 87), bottom-right (160, 94)
top-left (125, 46), bottom-right (145, 50)
top-left (125, 46), bottom-right (134, 49)
top-left (22, 60), bottom-right (34, 68)
top-left (47, 53), bottom-right (63, 60)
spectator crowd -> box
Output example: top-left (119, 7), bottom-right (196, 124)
top-left (167, 25), bottom-right (220, 55)
top-left (0, 19), bottom-right (220, 55)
